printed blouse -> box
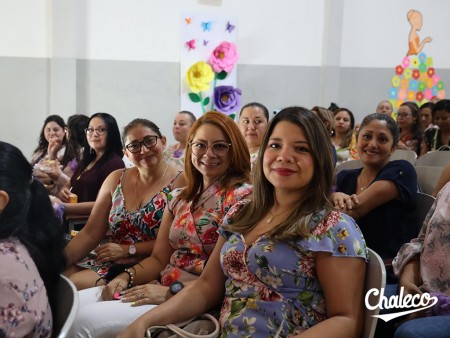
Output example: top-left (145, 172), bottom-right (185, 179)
top-left (159, 181), bottom-right (252, 286)
top-left (219, 207), bottom-right (367, 338)
top-left (0, 238), bottom-right (52, 338)
top-left (163, 144), bottom-right (185, 171)
top-left (77, 170), bottom-right (180, 277)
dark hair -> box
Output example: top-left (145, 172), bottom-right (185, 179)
top-left (67, 114), bottom-right (89, 162)
top-left (357, 113), bottom-right (400, 147)
top-left (328, 102), bottom-right (340, 112)
top-left (178, 111), bottom-right (197, 124)
top-left (332, 108), bottom-right (355, 148)
top-left (400, 101), bottom-right (422, 141)
top-left (433, 99), bottom-right (450, 115)
top-left (32, 115), bottom-right (76, 168)
top-left (229, 106), bottom-right (335, 240)
top-left (180, 111), bottom-right (250, 201)
top-left (122, 118), bottom-right (162, 146)
top-left (0, 141), bottom-right (65, 301)
top-left (81, 112), bottom-right (123, 169)
top-left (239, 102), bottom-right (270, 121)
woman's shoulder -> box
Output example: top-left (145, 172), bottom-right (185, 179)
top-left (0, 238), bottom-right (37, 275)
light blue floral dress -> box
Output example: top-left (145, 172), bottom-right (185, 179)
top-left (219, 208), bottom-right (367, 338)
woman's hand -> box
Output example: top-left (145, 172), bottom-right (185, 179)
top-left (120, 283), bottom-right (168, 306)
top-left (95, 243), bottom-right (127, 263)
top-left (58, 187), bottom-right (71, 203)
top-left (101, 274), bottom-right (129, 300)
top-left (47, 160), bottom-right (63, 181)
top-left (331, 192), bottom-right (359, 211)
top-left (116, 317), bottom-right (148, 338)
top-left (47, 137), bottom-right (62, 159)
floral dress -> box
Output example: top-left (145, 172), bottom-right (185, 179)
top-left (219, 208), bottom-right (367, 338)
top-left (159, 181), bottom-right (252, 286)
top-left (164, 144), bottom-right (185, 171)
top-left (393, 182), bottom-right (450, 295)
top-left (77, 170), bottom-right (180, 277)
top-left (0, 238), bottom-right (52, 338)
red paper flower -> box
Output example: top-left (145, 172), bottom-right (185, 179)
top-left (395, 65), bottom-right (404, 75)
top-left (412, 69), bottom-right (420, 80)
top-left (427, 68), bottom-right (435, 77)
top-left (416, 92), bottom-right (424, 102)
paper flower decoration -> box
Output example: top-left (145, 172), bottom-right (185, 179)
top-left (186, 41), bottom-right (241, 116)
top-left (213, 86), bottom-right (241, 113)
top-left (424, 89), bottom-right (432, 99)
top-left (419, 63), bottom-right (427, 73)
top-left (395, 65), bottom-right (404, 75)
top-left (411, 57), bottom-right (419, 68)
top-left (418, 82), bottom-right (426, 92)
top-left (392, 76), bottom-right (400, 87)
top-left (437, 81), bottom-right (445, 90)
top-left (187, 61), bottom-right (215, 93)
top-left (407, 91), bottom-right (415, 101)
top-left (416, 92), bottom-right (424, 102)
top-left (412, 69), bottom-right (420, 80)
top-left (427, 68), bottom-right (435, 77)
top-left (418, 52), bottom-right (426, 63)
top-left (389, 88), bottom-right (398, 99)
top-left (409, 80), bottom-right (418, 91)
top-left (404, 68), bottom-right (412, 79)
top-left (402, 57), bottom-right (411, 68)
top-left (208, 41), bottom-right (239, 73)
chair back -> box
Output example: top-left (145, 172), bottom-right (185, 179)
top-left (415, 192), bottom-right (436, 233)
top-left (52, 275), bottom-right (79, 338)
top-left (416, 151), bottom-right (450, 167)
top-left (362, 248), bottom-right (386, 338)
top-left (415, 165), bottom-right (444, 195)
top-left (390, 149), bottom-right (417, 165)
top-left (336, 160), bottom-right (364, 174)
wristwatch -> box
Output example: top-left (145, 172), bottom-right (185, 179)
top-left (128, 244), bottom-right (137, 257)
top-left (169, 281), bottom-right (185, 295)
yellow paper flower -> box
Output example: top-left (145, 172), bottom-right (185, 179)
top-left (187, 61), bottom-right (215, 93)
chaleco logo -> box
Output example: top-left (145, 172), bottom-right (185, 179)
top-left (365, 287), bottom-right (438, 322)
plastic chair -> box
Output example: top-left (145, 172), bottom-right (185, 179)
top-left (416, 151), bottom-right (450, 167)
top-left (415, 166), bottom-right (444, 195)
top-left (390, 149), bottom-right (417, 165)
top-left (52, 275), bottom-right (79, 338)
top-left (362, 248), bottom-right (386, 338)
top-left (415, 192), bottom-right (435, 232)
top-left (335, 160), bottom-right (364, 174)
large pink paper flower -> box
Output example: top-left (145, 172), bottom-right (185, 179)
top-left (208, 41), bottom-right (239, 73)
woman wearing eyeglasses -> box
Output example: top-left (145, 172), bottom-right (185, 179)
top-left (64, 118), bottom-right (185, 291)
top-left (59, 113), bottom-right (125, 217)
top-left (67, 112), bottom-right (252, 338)
top-left (396, 101), bottom-right (423, 155)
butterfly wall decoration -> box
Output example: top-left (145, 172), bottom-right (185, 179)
top-left (186, 39), bottom-right (196, 51)
top-left (201, 21), bottom-right (212, 32)
top-left (225, 21), bottom-right (235, 33)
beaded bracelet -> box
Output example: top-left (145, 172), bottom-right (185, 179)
top-left (124, 268), bottom-right (135, 288)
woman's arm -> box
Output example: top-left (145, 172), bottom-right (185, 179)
top-left (296, 253), bottom-right (366, 338)
top-left (433, 163), bottom-right (450, 197)
top-left (398, 257), bottom-right (423, 295)
top-left (116, 237), bottom-right (227, 338)
top-left (64, 201), bottom-right (95, 216)
top-left (101, 204), bottom-right (176, 300)
top-left (64, 170), bottom-right (121, 266)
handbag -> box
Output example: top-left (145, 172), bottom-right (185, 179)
top-left (145, 313), bottom-right (220, 338)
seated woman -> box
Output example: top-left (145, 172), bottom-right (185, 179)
top-left (163, 110), bottom-right (196, 171)
top-left (31, 115), bottom-right (77, 194)
top-left (311, 106), bottom-right (337, 163)
top-left (397, 101), bottom-right (423, 155)
top-left (237, 102), bottom-right (269, 172)
top-left (421, 99), bottom-right (450, 154)
top-left (392, 182), bottom-right (450, 338)
top-left (376, 99), bottom-right (394, 116)
top-left (68, 111), bottom-right (252, 337)
top-left (331, 107), bottom-right (355, 165)
top-left (419, 102), bottom-right (436, 131)
top-left (117, 107), bottom-right (367, 338)
top-left (64, 118), bottom-right (185, 290)
top-left (0, 141), bottom-right (65, 337)
top-left (58, 112), bottom-right (125, 217)
top-left (46, 114), bottom-right (89, 195)
top-left (333, 113), bottom-right (419, 277)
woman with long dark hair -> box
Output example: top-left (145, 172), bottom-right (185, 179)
top-left (0, 141), bottom-right (65, 337)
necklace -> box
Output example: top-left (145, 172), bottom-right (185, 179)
top-left (266, 208), bottom-right (294, 224)
top-left (134, 164), bottom-right (169, 210)
top-left (358, 172), bottom-right (374, 191)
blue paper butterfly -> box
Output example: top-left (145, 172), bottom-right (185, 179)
top-left (201, 21), bottom-right (212, 32)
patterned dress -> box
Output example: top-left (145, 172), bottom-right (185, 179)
top-left (158, 181), bottom-right (252, 286)
top-left (0, 238), bottom-right (52, 338)
top-left (219, 208), bottom-right (367, 338)
top-left (77, 170), bottom-right (180, 277)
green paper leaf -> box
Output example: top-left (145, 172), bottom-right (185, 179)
top-left (217, 71), bottom-right (227, 80)
top-left (229, 114), bottom-right (235, 120)
top-left (189, 93), bottom-right (201, 103)
top-left (203, 96), bottom-right (210, 106)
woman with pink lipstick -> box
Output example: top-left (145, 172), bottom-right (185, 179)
top-left (331, 108), bottom-right (355, 165)
top-left (333, 113), bottom-right (418, 280)
top-left (237, 102), bottom-right (269, 172)
top-left (396, 101), bottom-right (423, 155)
top-left (164, 110), bottom-right (196, 171)
top-left (116, 107), bottom-right (367, 338)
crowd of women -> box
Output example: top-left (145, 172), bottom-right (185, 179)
top-left (1, 98), bottom-right (449, 338)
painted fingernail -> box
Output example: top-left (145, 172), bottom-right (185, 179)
top-left (131, 302), bottom-right (136, 306)
top-left (120, 291), bottom-right (125, 295)
top-left (113, 293), bottom-right (120, 299)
